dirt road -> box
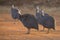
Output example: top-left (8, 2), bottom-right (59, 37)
top-left (0, 13), bottom-right (60, 40)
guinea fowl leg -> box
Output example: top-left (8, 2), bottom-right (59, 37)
top-left (26, 28), bottom-right (30, 34)
top-left (47, 28), bottom-right (50, 34)
top-left (43, 27), bottom-right (45, 31)
top-left (41, 27), bottom-right (45, 32)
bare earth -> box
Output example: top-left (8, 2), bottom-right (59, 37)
top-left (0, 7), bottom-right (60, 40)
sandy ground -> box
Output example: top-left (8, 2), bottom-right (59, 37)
top-left (0, 12), bottom-right (60, 40)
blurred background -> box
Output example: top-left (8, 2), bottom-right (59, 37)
top-left (0, 0), bottom-right (60, 7)
top-left (0, 0), bottom-right (60, 26)
top-left (0, 0), bottom-right (60, 40)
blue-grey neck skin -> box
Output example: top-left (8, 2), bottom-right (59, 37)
top-left (41, 10), bottom-right (45, 16)
top-left (36, 6), bottom-right (40, 13)
top-left (12, 5), bottom-right (22, 15)
top-left (11, 4), bottom-right (20, 19)
top-left (36, 6), bottom-right (45, 16)
top-left (11, 4), bottom-right (15, 8)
